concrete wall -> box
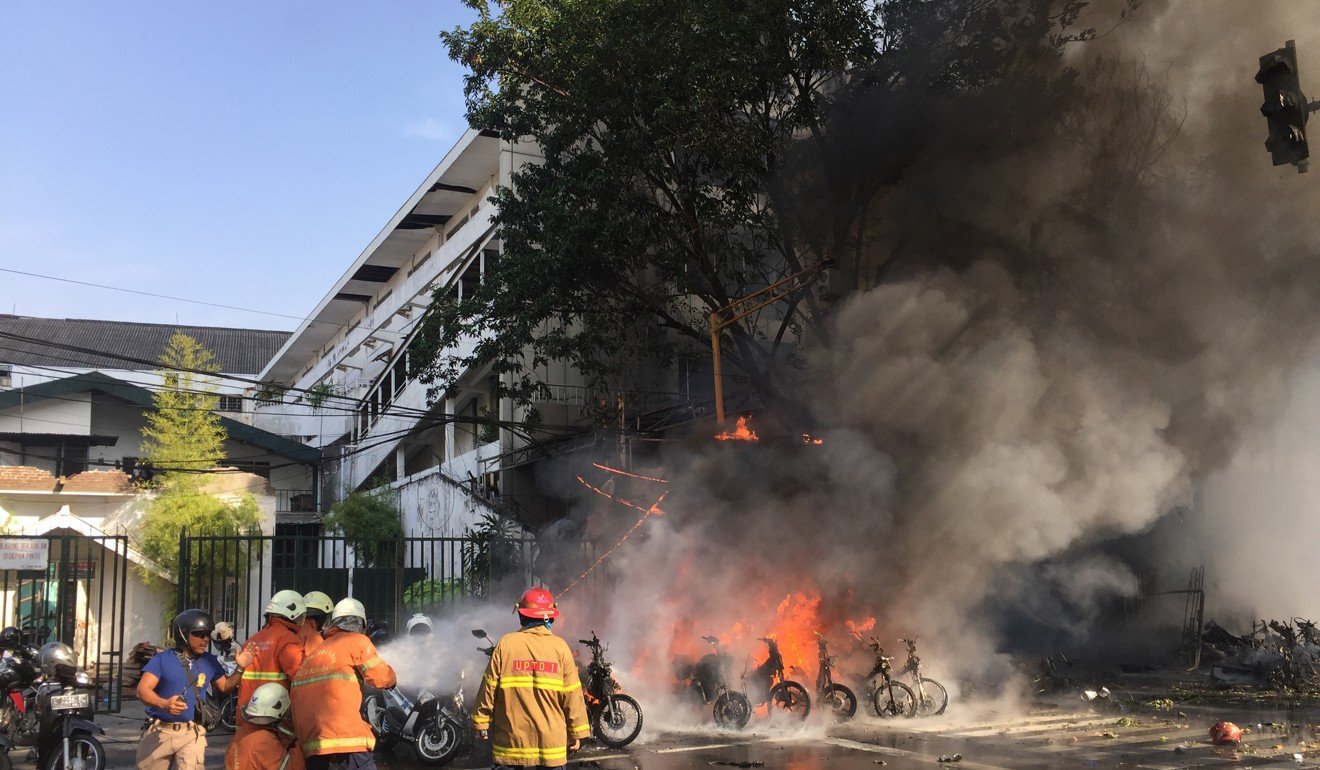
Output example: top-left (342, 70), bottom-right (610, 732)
top-left (0, 393), bottom-right (90, 435)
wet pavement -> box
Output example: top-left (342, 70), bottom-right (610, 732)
top-left (71, 697), bottom-right (1320, 768)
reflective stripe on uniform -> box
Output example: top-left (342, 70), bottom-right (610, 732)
top-left (303, 736), bottom-right (376, 752)
top-left (360, 656), bottom-right (385, 672)
top-left (571, 723), bottom-right (591, 735)
top-left (289, 672), bottom-right (358, 687)
top-left (471, 715), bottom-right (492, 726)
top-left (563, 680), bottom-right (581, 692)
top-left (242, 671), bottom-right (289, 682)
top-left (497, 674), bottom-right (571, 692)
top-left (492, 744), bottom-right (568, 762)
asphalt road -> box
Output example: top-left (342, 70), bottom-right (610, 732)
top-left (80, 699), bottom-right (1320, 769)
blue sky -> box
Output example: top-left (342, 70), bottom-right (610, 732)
top-left (0, 2), bottom-right (478, 331)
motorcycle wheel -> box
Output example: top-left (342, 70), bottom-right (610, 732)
top-left (413, 720), bottom-right (463, 766)
top-left (712, 692), bottom-right (751, 730)
top-left (915, 678), bottom-right (948, 716)
top-left (219, 693), bottom-right (238, 731)
top-left (43, 732), bottom-right (105, 770)
top-left (591, 694), bottom-right (643, 748)
top-left (768, 681), bottom-right (811, 720)
top-left (872, 682), bottom-right (917, 719)
top-left (822, 683), bottom-right (857, 720)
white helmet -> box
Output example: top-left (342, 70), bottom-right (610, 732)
top-left (303, 591), bottom-right (334, 617)
top-left (243, 682), bottom-right (291, 725)
top-left (406, 613), bottom-right (433, 636)
top-left (329, 598), bottom-right (367, 632)
top-left (265, 590), bottom-right (306, 622)
top-left (211, 621), bottom-right (235, 642)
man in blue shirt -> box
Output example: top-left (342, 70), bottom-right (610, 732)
top-left (136, 609), bottom-right (250, 770)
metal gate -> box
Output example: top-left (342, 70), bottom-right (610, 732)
top-left (0, 534), bottom-right (129, 713)
top-left (175, 530), bottom-right (548, 644)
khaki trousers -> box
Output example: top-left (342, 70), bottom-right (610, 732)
top-left (136, 722), bottom-right (208, 770)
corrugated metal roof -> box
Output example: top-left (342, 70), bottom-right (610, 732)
top-left (0, 315), bottom-right (290, 374)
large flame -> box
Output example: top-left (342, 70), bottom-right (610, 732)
top-left (715, 416), bottom-right (759, 441)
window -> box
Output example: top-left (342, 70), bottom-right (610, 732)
top-left (0, 365), bottom-right (10, 388)
top-left (217, 395), bottom-right (243, 412)
top-left (273, 523), bottom-right (322, 570)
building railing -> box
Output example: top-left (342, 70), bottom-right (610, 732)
top-left (275, 489), bottom-right (316, 513)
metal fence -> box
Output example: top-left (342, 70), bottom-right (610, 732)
top-left (0, 534), bottom-right (129, 713)
top-left (175, 530), bottom-right (554, 643)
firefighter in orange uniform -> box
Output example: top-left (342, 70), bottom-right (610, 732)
top-left (226, 683), bottom-right (304, 770)
top-left (472, 587), bottom-right (590, 769)
top-left (291, 598), bottom-right (396, 770)
top-left (301, 591), bottom-right (334, 656)
top-left (235, 590), bottom-right (308, 741)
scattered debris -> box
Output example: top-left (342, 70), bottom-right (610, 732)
top-left (871, 762), bottom-right (887, 766)
top-left (1145, 698), bottom-right (1176, 711)
top-left (708, 763), bottom-right (764, 768)
top-left (937, 754), bottom-right (963, 763)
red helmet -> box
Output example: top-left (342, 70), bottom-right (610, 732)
top-left (515, 587), bottom-right (559, 620)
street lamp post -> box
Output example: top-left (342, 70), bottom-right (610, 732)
top-left (709, 261), bottom-right (833, 425)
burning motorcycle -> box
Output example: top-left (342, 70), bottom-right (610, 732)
top-left (898, 638), bottom-right (947, 716)
top-left (813, 633), bottom-right (856, 720)
top-left (676, 636), bottom-right (751, 730)
top-left (576, 632), bottom-right (643, 748)
top-left (862, 638), bottom-right (915, 718)
top-left (742, 637), bottom-right (810, 721)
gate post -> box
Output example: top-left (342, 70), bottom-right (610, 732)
top-left (175, 526), bottom-right (188, 613)
top-left (392, 536), bottom-right (404, 634)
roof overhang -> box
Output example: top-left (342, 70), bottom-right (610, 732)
top-left (0, 372), bottom-right (321, 465)
top-left (20, 507), bottom-right (172, 582)
top-left (259, 128), bottom-right (503, 385)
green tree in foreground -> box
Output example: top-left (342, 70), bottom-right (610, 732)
top-left (139, 332), bottom-right (261, 575)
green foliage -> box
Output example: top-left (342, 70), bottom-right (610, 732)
top-left (139, 490), bottom-right (262, 577)
top-left (423, 0), bottom-right (1121, 417)
top-left (305, 381), bottom-right (345, 411)
top-left (403, 577), bottom-right (463, 612)
top-left (325, 491), bottom-right (403, 567)
top-left (462, 512), bottom-right (522, 598)
top-left (140, 333), bottom-right (227, 481)
top-left (138, 333), bottom-right (261, 578)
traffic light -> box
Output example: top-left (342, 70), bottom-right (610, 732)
top-left (1256, 40), bottom-right (1310, 173)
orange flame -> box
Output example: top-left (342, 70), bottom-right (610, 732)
top-left (846, 616), bottom-right (877, 636)
top-left (801, 433), bottom-right (824, 445)
top-left (715, 416), bottom-right (759, 441)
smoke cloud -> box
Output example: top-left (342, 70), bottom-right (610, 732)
top-left (530, 0), bottom-right (1320, 724)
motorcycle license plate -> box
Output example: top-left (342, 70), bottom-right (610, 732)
top-left (50, 692), bottom-right (90, 711)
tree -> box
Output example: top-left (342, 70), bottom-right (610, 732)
top-left (138, 333), bottom-right (261, 577)
top-left (140, 332), bottom-right (227, 477)
top-left (422, 0), bottom-right (1118, 421)
top-left (324, 490), bottom-right (403, 567)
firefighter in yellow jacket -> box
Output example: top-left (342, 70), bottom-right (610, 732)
top-left (472, 587), bottom-right (590, 769)
top-left (290, 598), bottom-right (396, 770)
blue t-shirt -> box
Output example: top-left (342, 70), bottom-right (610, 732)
top-left (142, 649), bottom-right (226, 723)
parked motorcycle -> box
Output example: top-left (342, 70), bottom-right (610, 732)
top-left (0, 628), bottom-right (43, 752)
top-left (34, 657), bottom-right (106, 770)
top-left (675, 636), bottom-right (751, 730)
top-left (862, 638), bottom-right (916, 718)
top-left (743, 637), bottom-right (810, 721)
top-left (898, 637), bottom-right (948, 716)
top-left (577, 632), bottom-right (642, 748)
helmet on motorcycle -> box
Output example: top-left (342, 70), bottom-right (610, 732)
top-left (406, 613), bottom-right (433, 637)
top-left (38, 642), bottom-right (75, 678)
top-left (328, 598), bottom-right (367, 634)
top-left (0, 627), bottom-right (21, 651)
top-left (303, 591), bottom-right (334, 623)
top-left (243, 682), bottom-right (292, 726)
top-left (515, 587), bottom-right (559, 620)
top-left (172, 609), bottom-right (215, 648)
top-left (264, 590), bottom-right (306, 622)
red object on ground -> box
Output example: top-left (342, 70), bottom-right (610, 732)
top-left (8, 693), bottom-right (21, 713)
top-left (1210, 721), bottom-right (1243, 744)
